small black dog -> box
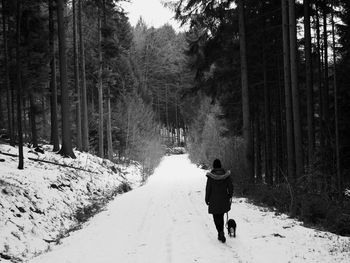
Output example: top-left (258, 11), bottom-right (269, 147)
top-left (226, 219), bottom-right (237, 237)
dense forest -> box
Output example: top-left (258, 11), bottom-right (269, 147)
top-left (167, 0), bottom-right (350, 234)
top-left (0, 0), bottom-right (350, 235)
top-left (0, 0), bottom-right (192, 174)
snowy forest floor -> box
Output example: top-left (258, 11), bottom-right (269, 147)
top-left (25, 154), bottom-right (350, 263)
top-left (0, 144), bottom-right (143, 262)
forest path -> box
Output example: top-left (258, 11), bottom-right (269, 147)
top-left (29, 155), bottom-right (240, 263)
top-left (29, 155), bottom-right (350, 263)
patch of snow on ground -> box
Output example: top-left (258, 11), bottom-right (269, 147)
top-left (28, 155), bottom-right (350, 263)
top-left (0, 144), bottom-right (142, 261)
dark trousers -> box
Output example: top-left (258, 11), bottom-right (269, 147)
top-left (213, 213), bottom-right (224, 233)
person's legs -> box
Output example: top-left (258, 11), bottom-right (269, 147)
top-left (213, 213), bottom-right (225, 242)
top-left (212, 214), bottom-right (224, 232)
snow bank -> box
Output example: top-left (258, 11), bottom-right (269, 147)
top-left (231, 198), bottom-right (350, 263)
top-left (0, 144), bottom-right (142, 262)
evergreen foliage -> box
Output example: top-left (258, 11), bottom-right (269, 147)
top-left (0, 0), bottom-right (190, 174)
top-left (171, 0), bottom-right (350, 234)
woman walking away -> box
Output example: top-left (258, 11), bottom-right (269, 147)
top-left (205, 159), bottom-right (233, 243)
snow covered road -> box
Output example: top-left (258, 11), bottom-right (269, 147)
top-left (29, 155), bottom-right (350, 263)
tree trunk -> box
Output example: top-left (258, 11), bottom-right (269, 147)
top-left (255, 106), bottom-right (262, 184)
top-left (126, 103), bottom-right (130, 156)
top-left (23, 98), bottom-right (28, 141)
top-left (315, 5), bottom-right (325, 169)
top-left (2, 0), bottom-right (14, 146)
top-left (183, 125), bottom-right (187, 146)
top-left (42, 96), bottom-right (47, 141)
top-left (91, 91), bottom-right (95, 113)
top-left (0, 96), bottom-right (3, 128)
top-left (107, 86), bottom-right (113, 161)
top-left (262, 33), bottom-right (273, 186)
top-left (102, 0), bottom-right (113, 161)
top-left (331, 1), bottom-right (342, 199)
top-left (165, 84), bottom-right (169, 142)
top-left (170, 125), bottom-right (174, 145)
top-left (282, 0), bottom-right (295, 214)
top-left (276, 57), bottom-right (284, 183)
top-left (16, 0), bottom-right (24, 169)
top-left (49, 0), bottom-right (60, 152)
top-left (29, 94), bottom-right (38, 147)
top-left (322, 4), bottom-right (331, 191)
top-left (73, 0), bottom-right (82, 150)
top-left (288, 0), bottom-right (303, 179)
top-left (175, 90), bottom-right (180, 146)
top-left (12, 82), bottom-right (16, 141)
top-left (304, 0), bottom-right (315, 165)
top-left (323, 4), bottom-right (330, 142)
top-left (97, 9), bottom-right (104, 158)
top-left (157, 87), bottom-right (160, 122)
top-left (57, 0), bottom-right (76, 158)
top-left (78, 0), bottom-right (89, 152)
top-left (238, 0), bottom-right (254, 184)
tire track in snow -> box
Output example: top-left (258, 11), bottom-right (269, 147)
top-left (165, 228), bottom-right (173, 263)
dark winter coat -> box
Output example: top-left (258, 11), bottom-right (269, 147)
top-left (205, 168), bottom-right (233, 214)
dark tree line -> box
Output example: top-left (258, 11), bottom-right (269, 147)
top-left (0, 0), bottom-right (191, 174)
top-left (171, 0), bottom-right (350, 234)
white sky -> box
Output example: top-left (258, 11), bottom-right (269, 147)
top-left (120, 0), bottom-right (184, 31)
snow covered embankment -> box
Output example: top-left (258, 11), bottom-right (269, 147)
top-left (0, 144), bottom-right (143, 262)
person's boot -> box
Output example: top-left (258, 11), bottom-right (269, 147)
top-left (218, 231), bottom-right (226, 243)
